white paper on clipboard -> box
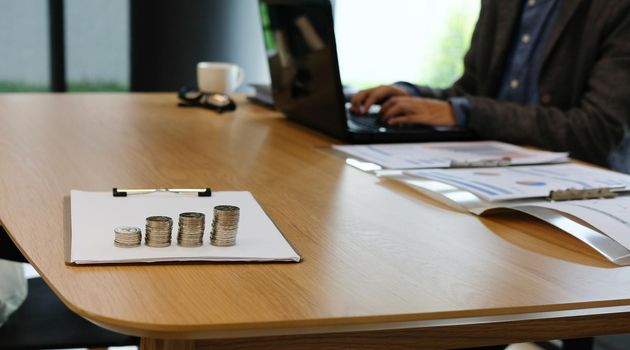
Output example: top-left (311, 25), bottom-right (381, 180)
top-left (69, 190), bottom-right (302, 264)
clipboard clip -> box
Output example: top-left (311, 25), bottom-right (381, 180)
top-left (548, 186), bottom-right (624, 201)
top-left (113, 188), bottom-right (212, 197)
top-left (449, 157), bottom-right (512, 168)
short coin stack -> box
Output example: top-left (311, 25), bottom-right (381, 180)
top-left (145, 216), bottom-right (173, 247)
top-left (177, 212), bottom-right (205, 247)
top-left (113, 226), bottom-right (142, 248)
top-left (210, 205), bottom-right (240, 247)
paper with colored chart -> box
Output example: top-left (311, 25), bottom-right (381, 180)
top-left (386, 164), bottom-right (630, 266)
top-left (405, 164), bottom-right (630, 201)
top-left (333, 141), bottom-right (568, 170)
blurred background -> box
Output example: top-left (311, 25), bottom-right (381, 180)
top-left (0, 0), bottom-right (480, 93)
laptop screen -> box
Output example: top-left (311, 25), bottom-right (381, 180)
top-left (259, 0), bottom-right (348, 140)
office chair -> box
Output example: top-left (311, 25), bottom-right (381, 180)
top-left (0, 277), bottom-right (139, 350)
top-left (460, 339), bottom-right (594, 350)
top-left (535, 339), bottom-right (594, 350)
top-left (0, 227), bottom-right (139, 349)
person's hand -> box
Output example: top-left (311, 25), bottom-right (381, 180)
top-left (380, 97), bottom-right (456, 127)
top-left (350, 85), bottom-right (410, 115)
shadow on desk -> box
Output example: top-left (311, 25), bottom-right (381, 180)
top-left (378, 177), bottom-right (613, 268)
top-left (480, 213), bottom-right (614, 268)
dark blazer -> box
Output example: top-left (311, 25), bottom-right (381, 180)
top-left (416, 0), bottom-right (630, 167)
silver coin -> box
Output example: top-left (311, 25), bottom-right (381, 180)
top-left (114, 226), bottom-right (141, 234)
top-left (146, 215), bottom-right (173, 222)
top-left (115, 241), bottom-right (141, 248)
top-left (210, 240), bottom-right (236, 247)
top-left (145, 216), bottom-right (173, 247)
top-left (113, 226), bottom-right (142, 248)
top-left (180, 212), bottom-right (205, 219)
top-left (145, 241), bottom-right (171, 248)
top-left (209, 205), bottom-right (240, 247)
top-left (177, 212), bottom-right (205, 247)
top-left (214, 205), bottom-right (240, 212)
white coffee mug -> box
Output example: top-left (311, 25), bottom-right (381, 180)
top-left (197, 62), bottom-right (245, 94)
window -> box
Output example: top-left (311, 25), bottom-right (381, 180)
top-left (65, 0), bottom-right (129, 91)
top-left (0, 0), bottom-right (129, 93)
top-left (0, 0), bottom-right (50, 92)
top-left (334, 0), bottom-right (480, 89)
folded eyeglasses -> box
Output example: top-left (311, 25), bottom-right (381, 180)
top-left (177, 87), bottom-right (237, 113)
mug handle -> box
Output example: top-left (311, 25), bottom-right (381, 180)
top-left (235, 66), bottom-right (245, 89)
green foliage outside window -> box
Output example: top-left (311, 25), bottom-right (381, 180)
top-left (0, 81), bottom-right (48, 93)
top-left (337, 0), bottom-right (480, 90)
top-left (417, 6), bottom-right (478, 88)
top-left (0, 81), bottom-right (127, 93)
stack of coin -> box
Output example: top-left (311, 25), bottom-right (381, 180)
top-left (145, 216), bottom-right (173, 247)
top-left (210, 205), bottom-right (240, 247)
top-left (114, 226), bottom-right (142, 248)
top-left (177, 212), bottom-right (205, 247)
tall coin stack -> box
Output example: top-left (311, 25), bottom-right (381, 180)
top-left (145, 216), bottom-right (173, 247)
top-left (177, 212), bottom-right (205, 247)
top-left (114, 226), bottom-right (142, 248)
top-left (210, 205), bottom-right (240, 247)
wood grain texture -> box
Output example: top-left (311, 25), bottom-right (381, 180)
top-left (1, 94), bottom-right (630, 345)
top-left (139, 306), bottom-right (630, 350)
top-left (141, 339), bottom-right (195, 350)
top-left (173, 309), bottom-right (630, 350)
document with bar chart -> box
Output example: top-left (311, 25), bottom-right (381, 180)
top-left (384, 163), bottom-right (630, 266)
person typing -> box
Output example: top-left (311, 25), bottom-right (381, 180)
top-left (351, 0), bottom-right (630, 173)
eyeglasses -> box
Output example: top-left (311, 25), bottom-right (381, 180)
top-left (177, 87), bottom-right (236, 113)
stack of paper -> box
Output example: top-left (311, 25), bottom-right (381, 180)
top-left (333, 141), bottom-right (568, 170)
top-left (385, 164), bottom-right (630, 266)
top-left (405, 164), bottom-right (630, 202)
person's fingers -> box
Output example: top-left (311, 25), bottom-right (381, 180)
top-left (363, 86), bottom-right (397, 113)
top-left (380, 96), bottom-right (405, 116)
top-left (350, 88), bottom-right (372, 113)
top-left (381, 99), bottom-right (408, 120)
top-left (387, 114), bottom-right (415, 125)
top-left (351, 85), bottom-right (410, 114)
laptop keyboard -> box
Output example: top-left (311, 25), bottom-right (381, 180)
top-left (347, 113), bottom-right (385, 129)
top-left (344, 102), bottom-right (432, 131)
top-left (347, 111), bottom-right (432, 131)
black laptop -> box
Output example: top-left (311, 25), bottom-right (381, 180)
top-left (258, 0), bottom-right (472, 143)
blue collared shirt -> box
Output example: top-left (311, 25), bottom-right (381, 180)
top-left (449, 0), bottom-right (560, 126)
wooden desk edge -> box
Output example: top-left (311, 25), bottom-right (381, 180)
top-left (85, 304), bottom-right (630, 342)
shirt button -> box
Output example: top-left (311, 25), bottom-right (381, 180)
top-left (528, 0), bottom-right (536, 6)
top-left (510, 79), bottom-right (519, 89)
top-left (522, 34), bottom-right (531, 44)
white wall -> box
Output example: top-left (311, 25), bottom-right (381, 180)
top-left (218, 0), bottom-right (271, 88)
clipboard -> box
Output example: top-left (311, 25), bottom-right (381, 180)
top-left (67, 189), bottom-right (302, 265)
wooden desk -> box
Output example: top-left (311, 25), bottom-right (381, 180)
top-left (1, 93), bottom-right (630, 350)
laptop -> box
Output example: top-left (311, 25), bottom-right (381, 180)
top-left (258, 0), bottom-right (472, 143)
